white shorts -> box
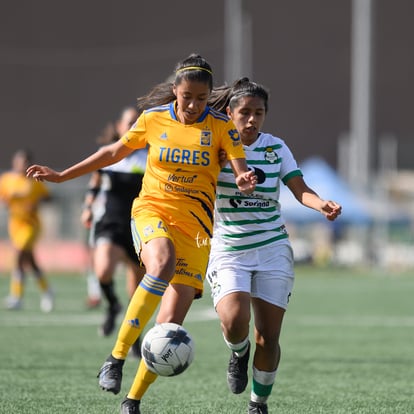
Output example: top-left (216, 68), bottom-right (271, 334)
top-left (206, 240), bottom-right (295, 309)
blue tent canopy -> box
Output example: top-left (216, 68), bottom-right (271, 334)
top-left (279, 157), bottom-right (372, 225)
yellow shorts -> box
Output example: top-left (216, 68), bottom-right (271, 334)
top-left (130, 211), bottom-right (211, 296)
top-left (8, 219), bottom-right (40, 251)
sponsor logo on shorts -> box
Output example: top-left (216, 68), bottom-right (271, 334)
top-left (206, 269), bottom-right (221, 297)
top-left (176, 258), bottom-right (203, 281)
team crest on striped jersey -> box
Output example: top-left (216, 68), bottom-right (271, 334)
top-left (264, 147), bottom-right (278, 163)
top-left (200, 130), bottom-right (212, 146)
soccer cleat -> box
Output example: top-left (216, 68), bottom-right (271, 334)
top-left (97, 355), bottom-right (124, 394)
top-left (4, 295), bottom-right (22, 310)
top-left (120, 397), bottom-right (141, 414)
top-left (99, 302), bottom-right (122, 336)
top-left (227, 342), bottom-right (250, 394)
top-left (227, 343), bottom-right (250, 394)
top-left (40, 290), bottom-right (54, 313)
top-left (248, 401), bottom-right (268, 414)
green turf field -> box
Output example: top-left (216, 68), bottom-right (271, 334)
top-left (0, 266), bottom-right (413, 413)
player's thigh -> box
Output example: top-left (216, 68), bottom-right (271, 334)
top-left (9, 220), bottom-right (38, 251)
top-left (216, 291), bottom-right (251, 329)
top-left (140, 237), bottom-right (176, 279)
top-left (93, 241), bottom-right (122, 278)
top-left (131, 214), bottom-right (176, 279)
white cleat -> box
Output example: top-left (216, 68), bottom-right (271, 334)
top-left (40, 290), bottom-right (54, 313)
top-left (4, 296), bottom-right (22, 310)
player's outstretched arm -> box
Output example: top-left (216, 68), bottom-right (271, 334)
top-left (27, 141), bottom-right (134, 183)
top-left (287, 175), bottom-right (342, 221)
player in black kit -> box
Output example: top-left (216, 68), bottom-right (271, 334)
top-left (81, 107), bottom-right (147, 357)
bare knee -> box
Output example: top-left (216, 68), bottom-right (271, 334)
top-left (217, 293), bottom-right (251, 341)
top-left (221, 315), bottom-right (250, 341)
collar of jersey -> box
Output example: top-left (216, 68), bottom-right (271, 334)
top-left (169, 101), bottom-right (209, 124)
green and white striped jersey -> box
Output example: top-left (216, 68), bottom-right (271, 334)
top-left (212, 132), bottom-right (302, 252)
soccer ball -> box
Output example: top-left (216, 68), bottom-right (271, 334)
top-left (141, 322), bottom-right (195, 377)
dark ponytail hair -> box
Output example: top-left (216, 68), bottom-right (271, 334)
top-left (209, 77), bottom-right (269, 114)
top-left (136, 53), bottom-right (214, 114)
top-left (136, 81), bottom-right (175, 115)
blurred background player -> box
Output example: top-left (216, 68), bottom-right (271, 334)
top-left (80, 107), bottom-right (147, 357)
top-left (0, 149), bottom-right (54, 312)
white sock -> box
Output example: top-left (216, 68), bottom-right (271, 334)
top-left (87, 273), bottom-right (101, 299)
top-left (223, 335), bottom-right (249, 357)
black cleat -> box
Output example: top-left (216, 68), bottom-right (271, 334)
top-left (248, 401), bottom-right (268, 414)
top-left (227, 342), bottom-right (250, 394)
top-left (121, 397), bottom-right (141, 414)
top-left (97, 355), bottom-right (124, 394)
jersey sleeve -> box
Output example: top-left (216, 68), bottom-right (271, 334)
top-left (120, 113), bottom-right (148, 150)
top-left (279, 140), bottom-right (303, 184)
top-left (219, 119), bottom-right (246, 160)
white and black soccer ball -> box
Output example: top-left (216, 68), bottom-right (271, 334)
top-left (141, 322), bottom-right (195, 377)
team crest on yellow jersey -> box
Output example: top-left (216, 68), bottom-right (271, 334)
top-left (264, 147), bottom-right (278, 163)
top-left (200, 130), bottom-right (211, 146)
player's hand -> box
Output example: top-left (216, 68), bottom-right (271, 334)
top-left (321, 200), bottom-right (342, 221)
top-left (80, 208), bottom-right (93, 229)
top-left (236, 169), bottom-right (257, 195)
top-left (26, 165), bottom-right (62, 183)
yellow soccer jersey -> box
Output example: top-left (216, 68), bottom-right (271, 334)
top-left (0, 171), bottom-right (49, 224)
top-left (121, 101), bottom-right (245, 238)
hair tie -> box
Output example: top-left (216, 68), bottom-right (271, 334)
top-left (176, 66), bottom-right (213, 76)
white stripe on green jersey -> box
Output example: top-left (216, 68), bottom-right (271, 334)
top-left (212, 132), bottom-right (302, 252)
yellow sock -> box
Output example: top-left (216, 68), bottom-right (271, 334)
top-left (10, 270), bottom-right (24, 298)
top-left (128, 358), bottom-right (158, 400)
top-left (36, 276), bottom-right (49, 292)
top-left (112, 274), bottom-right (168, 359)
